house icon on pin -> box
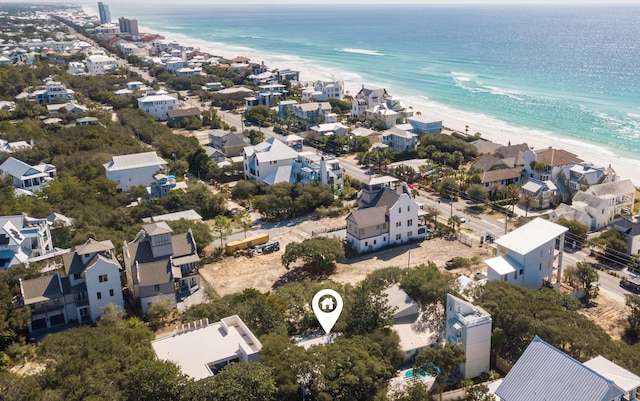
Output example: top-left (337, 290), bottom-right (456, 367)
top-left (320, 296), bottom-right (335, 312)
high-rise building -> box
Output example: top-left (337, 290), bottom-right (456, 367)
top-left (98, 2), bottom-right (111, 24)
top-left (118, 17), bottom-right (139, 35)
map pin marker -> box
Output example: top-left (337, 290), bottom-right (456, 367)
top-left (312, 289), bottom-right (343, 334)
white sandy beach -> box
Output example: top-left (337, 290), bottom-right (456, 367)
top-left (84, 7), bottom-right (639, 187)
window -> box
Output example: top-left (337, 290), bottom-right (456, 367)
top-left (154, 284), bottom-right (160, 292)
top-left (359, 229), bottom-right (364, 235)
top-left (407, 219), bottom-right (413, 226)
top-left (373, 240), bottom-right (377, 245)
top-left (407, 231), bottom-right (413, 237)
top-left (73, 273), bottom-right (81, 280)
top-left (539, 263), bottom-right (542, 271)
top-left (97, 292), bottom-right (102, 300)
top-left (398, 207), bottom-right (402, 213)
top-left (99, 274), bottom-right (108, 283)
top-left (519, 269), bottom-right (524, 275)
top-left (396, 222), bottom-right (401, 227)
top-left (395, 234), bottom-right (401, 240)
top-left (514, 271), bottom-right (518, 279)
top-left (109, 289), bottom-right (114, 297)
top-left (407, 206), bottom-right (410, 211)
top-left (365, 241), bottom-right (368, 247)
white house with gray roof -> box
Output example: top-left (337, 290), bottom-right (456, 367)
top-left (346, 176), bottom-right (427, 253)
top-left (485, 218), bottom-right (567, 289)
top-left (0, 157), bottom-right (56, 194)
top-left (382, 127), bottom-right (418, 151)
top-left (103, 151), bottom-right (167, 191)
top-left (17, 238), bottom-right (123, 333)
top-left (243, 137), bottom-right (299, 184)
top-left (137, 93), bottom-right (178, 121)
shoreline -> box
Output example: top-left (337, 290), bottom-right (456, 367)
top-left (84, 6), bottom-right (639, 187)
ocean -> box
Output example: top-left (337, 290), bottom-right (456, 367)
top-left (100, 4), bottom-right (640, 168)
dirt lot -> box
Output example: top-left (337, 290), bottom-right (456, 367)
top-left (578, 294), bottom-right (629, 341)
top-left (200, 216), bottom-right (489, 297)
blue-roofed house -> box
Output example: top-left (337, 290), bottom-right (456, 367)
top-left (496, 336), bottom-right (629, 401)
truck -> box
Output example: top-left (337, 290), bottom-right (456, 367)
top-left (225, 233), bottom-right (269, 255)
top-left (620, 276), bottom-right (640, 293)
top-left (249, 241), bottom-right (280, 257)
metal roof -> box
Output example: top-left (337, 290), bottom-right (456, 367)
top-left (496, 336), bottom-right (624, 401)
top-left (583, 356), bottom-right (640, 393)
top-left (495, 218), bottom-right (568, 256)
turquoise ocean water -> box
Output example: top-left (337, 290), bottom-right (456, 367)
top-left (104, 4), bottom-right (640, 163)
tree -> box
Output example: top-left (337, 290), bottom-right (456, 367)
top-left (194, 362), bottom-right (277, 401)
top-left (345, 285), bottom-right (394, 336)
top-left (626, 294), bottom-right (640, 341)
top-left (427, 206), bottom-right (440, 230)
top-left (520, 192), bottom-right (536, 217)
top-left (146, 297), bottom-right (173, 331)
top-left (464, 384), bottom-right (494, 401)
top-left (231, 180), bottom-right (257, 200)
top-left (564, 262), bottom-right (599, 304)
top-left (447, 215), bottom-right (462, 234)
top-left (123, 359), bottom-right (189, 401)
top-left (212, 215), bottom-right (232, 248)
top-left (555, 218), bottom-right (588, 249)
top-left (415, 344), bottom-right (465, 401)
top-left (281, 237), bottom-right (344, 273)
top-left (467, 183), bottom-right (488, 206)
top-left (505, 184), bottom-right (520, 213)
top-left (436, 177), bottom-right (459, 200)
top-left (235, 209), bottom-right (253, 238)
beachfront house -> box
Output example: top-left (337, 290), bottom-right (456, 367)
top-left (0, 157), bottom-right (56, 194)
top-left (301, 79), bottom-right (344, 102)
top-left (485, 218), bottom-right (567, 289)
top-left (123, 222), bottom-right (200, 313)
top-left (151, 315), bottom-right (262, 380)
top-left (103, 151), bottom-right (168, 191)
top-left (137, 93), bottom-right (178, 121)
top-left (445, 294), bottom-right (492, 379)
top-left (496, 336), bottom-right (639, 401)
top-left (407, 115), bottom-right (443, 134)
top-left (363, 98), bottom-right (414, 129)
top-left (523, 147), bottom-right (583, 182)
top-left (351, 86), bottom-right (388, 117)
top-left (346, 176), bottom-right (427, 253)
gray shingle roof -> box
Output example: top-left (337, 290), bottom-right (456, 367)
top-left (21, 273), bottom-right (63, 305)
top-left (347, 206), bottom-right (387, 228)
top-left (496, 336), bottom-right (624, 401)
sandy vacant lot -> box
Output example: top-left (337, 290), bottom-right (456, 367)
top-left (200, 216), bottom-right (488, 297)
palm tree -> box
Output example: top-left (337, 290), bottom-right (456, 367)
top-left (520, 192), bottom-right (536, 217)
top-left (427, 206), bottom-right (440, 230)
top-left (505, 184), bottom-right (521, 213)
top-left (448, 215), bottom-right (462, 234)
